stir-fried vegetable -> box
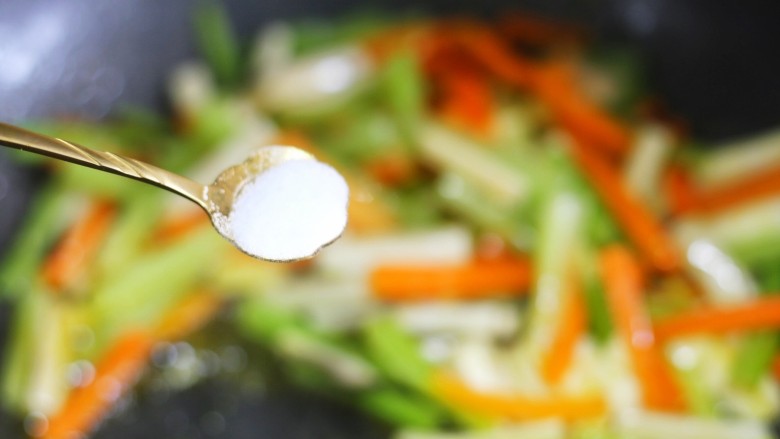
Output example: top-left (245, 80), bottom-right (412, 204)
top-left (1, 4), bottom-right (779, 439)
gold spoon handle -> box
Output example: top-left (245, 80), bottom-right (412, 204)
top-left (0, 122), bottom-right (208, 210)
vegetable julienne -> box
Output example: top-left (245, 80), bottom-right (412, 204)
top-left (1, 5), bottom-right (779, 439)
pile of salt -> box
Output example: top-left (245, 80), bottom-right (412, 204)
top-left (226, 159), bottom-right (349, 261)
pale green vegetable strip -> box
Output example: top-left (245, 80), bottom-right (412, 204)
top-left (363, 317), bottom-right (431, 392)
top-left (614, 410), bottom-right (772, 439)
top-left (436, 172), bottom-right (534, 250)
top-left (672, 196), bottom-right (780, 265)
top-left (0, 187), bottom-right (66, 298)
top-left (623, 123), bottom-right (674, 212)
top-left (193, 0), bottom-right (241, 86)
top-left (527, 191), bottom-right (584, 343)
top-left (90, 227), bottom-right (222, 351)
top-left (732, 332), bottom-right (779, 389)
top-left (419, 123), bottom-right (530, 205)
top-left (381, 49), bottom-right (425, 145)
top-left (358, 387), bottom-right (444, 429)
top-left (96, 190), bottom-right (162, 278)
top-left (694, 128), bottom-right (780, 190)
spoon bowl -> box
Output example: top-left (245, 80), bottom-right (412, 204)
top-left (0, 122), bottom-right (347, 262)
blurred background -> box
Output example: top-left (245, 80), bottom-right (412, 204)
top-left (1, 0), bottom-right (780, 438)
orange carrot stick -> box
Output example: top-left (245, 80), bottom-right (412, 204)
top-left (600, 246), bottom-right (686, 412)
top-left (677, 165), bottom-right (780, 215)
top-left (370, 257), bottom-right (531, 302)
top-left (663, 165), bottom-right (699, 215)
top-left (654, 296), bottom-right (780, 340)
top-left (42, 200), bottom-right (116, 292)
top-left (154, 209), bottom-right (209, 244)
top-left (154, 291), bottom-right (224, 341)
top-left (440, 23), bottom-right (630, 157)
top-left (43, 291), bottom-right (223, 439)
top-left (541, 281), bottom-right (587, 384)
top-left (438, 67), bottom-right (495, 138)
top-left (571, 144), bottom-right (681, 272)
top-left (443, 22), bottom-right (537, 90)
top-left (773, 355), bottom-right (780, 381)
top-left (532, 67), bottom-right (632, 158)
top-left (431, 371), bottom-right (606, 421)
top-left (43, 330), bottom-right (154, 439)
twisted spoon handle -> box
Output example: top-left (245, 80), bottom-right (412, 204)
top-left (0, 122), bottom-right (208, 210)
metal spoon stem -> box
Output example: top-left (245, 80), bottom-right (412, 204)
top-left (0, 122), bottom-right (208, 210)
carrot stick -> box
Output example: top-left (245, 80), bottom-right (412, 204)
top-left (571, 144), bottom-right (681, 272)
top-left (365, 152), bottom-right (417, 187)
top-left (42, 200), bottom-right (116, 292)
top-left (43, 330), bottom-right (154, 439)
top-left (676, 164), bottom-right (780, 215)
top-left (437, 67), bottom-right (495, 138)
top-left (43, 291), bottom-right (223, 439)
top-left (154, 291), bottom-right (224, 341)
top-left (443, 22), bottom-right (537, 90)
top-left (440, 23), bottom-right (630, 158)
top-left (663, 165), bottom-right (699, 215)
top-left (431, 371), bottom-right (606, 421)
top-left (654, 296), bottom-right (780, 340)
top-left (773, 355), bottom-right (780, 381)
top-left (600, 246), bottom-right (686, 412)
top-left (370, 257), bottom-right (531, 302)
top-left (154, 209), bottom-right (209, 244)
top-left (532, 64), bottom-right (632, 158)
top-left (541, 280), bottom-right (587, 384)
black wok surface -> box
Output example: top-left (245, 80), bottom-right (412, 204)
top-left (1, 0), bottom-right (780, 437)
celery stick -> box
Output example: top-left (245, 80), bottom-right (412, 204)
top-left (57, 163), bottom-right (137, 198)
top-left (358, 387), bottom-right (445, 429)
top-left (95, 189), bottom-right (162, 279)
top-left (89, 227), bottom-right (222, 351)
top-left (419, 124), bottom-right (530, 205)
top-left (528, 191), bottom-right (584, 343)
top-left (235, 299), bottom-right (302, 343)
top-left (582, 273), bottom-right (613, 344)
top-left (615, 409), bottom-right (772, 439)
top-left (436, 172), bottom-right (534, 250)
top-left (193, 1), bottom-right (241, 86)
top-left (275, 327), bottom-right (378, 388)
top-left (2, 290), bottom-right (71, 415)
top-left (238, 300), bottom-right (376, 388)
top-left (732, 332), bottom-right (780, 389)
top-left (381, 49), bottom-right (425, 146)
top-left (1, 293), bottom-right (37, 412)
top-left (673, 197), bottom-right (780, 266)
top-left (24, 291), bottom-right (71, 415)
top-left (0, 187), bottom-right (66, 298)
top-left (363, 317), bottom-right (431, 391)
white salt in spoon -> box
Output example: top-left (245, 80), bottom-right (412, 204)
top-left (0, 122), bottom-right (349, 262)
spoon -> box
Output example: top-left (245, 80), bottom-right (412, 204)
top-left (0, 122), bottom-right (349, 262)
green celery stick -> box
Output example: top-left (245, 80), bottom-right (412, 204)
top-left (363, 317), bottom-right (431, 391)
top-left (0, 187), bottom-right (66, 298)
top-left (732, 331), bottom-right (780, 389)
top-left (358, 387), bottom-right (445, 429)
top-left (89, 227), bottom-right (222, 352)
top-left (95, 189), bottom-right (162, 279)
top-left (193, 1), bottom-right (241, 86)
top-left (381, 49), bottom-right (425, 146)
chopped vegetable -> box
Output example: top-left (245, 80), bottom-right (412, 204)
top-left (370, 256), bottom-right (530, 302)
top-left (600, 246), bottom-right (686, 411)
top-left (655, 296), bottom-right (780, 339)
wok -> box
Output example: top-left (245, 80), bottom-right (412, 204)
top-left (1, 0), bottom-right (780, 437)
